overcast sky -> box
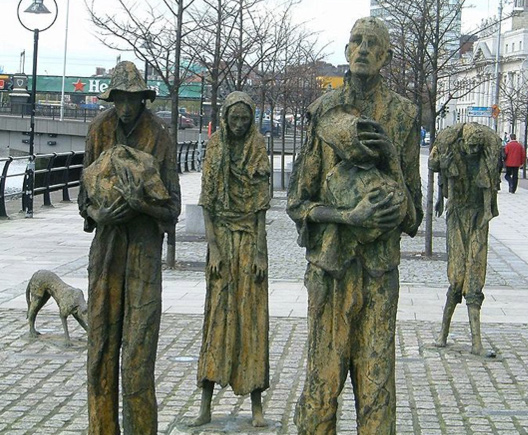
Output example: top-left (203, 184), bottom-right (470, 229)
top-left (0, 0), bottom-right (503, 77)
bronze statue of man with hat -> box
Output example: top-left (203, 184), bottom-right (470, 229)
top-left (78, 60), bottom-right (181, 435)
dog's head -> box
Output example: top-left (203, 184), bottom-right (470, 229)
top-left (72, 290), bottom-right (89, 329)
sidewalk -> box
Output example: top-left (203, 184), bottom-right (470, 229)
top-left (0, 153), bottom-right (527, 434)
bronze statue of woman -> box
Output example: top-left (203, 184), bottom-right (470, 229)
top-left (192, 91), bottom-right (270, 427)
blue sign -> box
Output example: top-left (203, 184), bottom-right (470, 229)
top-left (467, 106), bottom-right (492, 117)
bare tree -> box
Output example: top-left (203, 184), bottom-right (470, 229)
top-left (223, 0), bottom-right (271, 92)
top-left (279, 46), bottom-right (327, 161)
top-left (184, 0), bottom-right (303, 133)
top-left (84, 0), bottom-right (197, 145)
top-left (183, 0), bottom-right (241, 133)
top-left (499, 70), bottom-right (528, 135)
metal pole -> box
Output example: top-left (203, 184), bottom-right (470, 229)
top-left (494, 0), bottom-right (503, 132)
top-left (25, 28), bottom-right (39, 218)
top-left (20, 50), bottom-right (26, 73)
top-left (197, 75), bottom-right (205, 170)
top-left (60, 0), bottom-right (70, 121)
top-left (144, 59), bottom-right (148, 84)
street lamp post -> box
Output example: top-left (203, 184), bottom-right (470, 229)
top-left (17, 0), bottom-right (58, 218)
top-left (493, 0), bottom-right (503, 132)
top-left (60, 0), bottom-right (70, 121)
top-left (197, 75), bottom-right (205, 170)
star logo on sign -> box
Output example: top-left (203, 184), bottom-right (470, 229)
top-left (72, 79), bottom-right (86, 92)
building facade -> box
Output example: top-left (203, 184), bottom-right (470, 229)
top-left (437, 3), bottom-right (528, 139)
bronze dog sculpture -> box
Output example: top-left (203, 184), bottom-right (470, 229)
top-left (26, 270), bottom-right (88, 345)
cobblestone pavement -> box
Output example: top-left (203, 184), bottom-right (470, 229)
top-left (1, 311), bottom-right (527, 434)
top-left (171, 190), bottom-right (528, 290)
top-left (2, 152), bottom-right (528, 434)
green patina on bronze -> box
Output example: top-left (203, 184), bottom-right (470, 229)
top-left (78, 61), bottom-right (181, 435)
top-left (429, 122), bottom-right (501, 358)
top-left (191, 91), bottom-right (270, 428)
top-left (287, 17), bottom-right (422, 434)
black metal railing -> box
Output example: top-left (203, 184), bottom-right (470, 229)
top-left (177, 141), bottom-right (205, 173)
top-left (0, 141), bottom-right (205, 219)
top-left (0, 151), bottom-right (84, 218)
top-left (0, 103), bottom-right (102, 123)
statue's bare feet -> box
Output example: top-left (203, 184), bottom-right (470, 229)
top-left (471, 346), bottom-right (496, 358)
top-left (29, 329), bottom-right (41, 338)
top-left (188, 413), bottom-right (211, 427)
top-left (252, 412), bottom-right (267, 427)
top-left (251, 390), bottom-right (266, 427)
top-left (190, 381), bottom-right (214, 427)
top-left (434, 335), bottom-right (447, 347)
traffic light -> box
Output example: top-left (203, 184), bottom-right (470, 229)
top-left (440, 106), bottom-right (449, 118)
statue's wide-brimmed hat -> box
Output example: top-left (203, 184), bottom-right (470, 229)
top-left (98, 61), bottom-right (156, 102)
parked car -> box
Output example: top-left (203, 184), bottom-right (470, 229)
top-left (155, 111), bottom-right (195, 129)
top-left (156, 110), bottom-right (172, 124)
top-left (259, 119), bottom-right (281, 137)
top-left (179, 114), bottom-right (195, 129)
top-left (422, 132), bottom-right (431, 147)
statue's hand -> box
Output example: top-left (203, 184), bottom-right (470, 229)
top-left (479, 210), bottom-right (493, 228)
top-left (435, 197), bottom-right (444, 217)
top-left (440, 151), bottom-right (454, 170)
top-left (113, 167), bottom-right (146, 212)
top-left (345, 189), bottom-right (402, 230)
top-left (357, 119), bottom-right (397, 160)
top-left (252, 252), bottom-right (267, 283)
top-left (87, 197), bottom-right (132, 225)
top-left (207, 243), bottom-right (222, 277)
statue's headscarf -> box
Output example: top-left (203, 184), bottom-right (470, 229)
top-left (200, 91), bottom-right (270, 211)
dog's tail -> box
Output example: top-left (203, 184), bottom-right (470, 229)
top-left (25, 278), bottom-right (32, 318)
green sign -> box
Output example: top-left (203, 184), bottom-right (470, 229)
top-left (4, 74), bottom-right (201, 100)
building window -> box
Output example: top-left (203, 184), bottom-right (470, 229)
top-left (506, 44), bottom-right (509, 53)
top-left (513, 42), bottom-right (516, 51)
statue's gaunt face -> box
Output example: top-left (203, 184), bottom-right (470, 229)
top-left (227, 103), bottom-right (252, 138)
top-left (347, 21), bottom-right (390, 78)
top-left (462, 133), bottom-right (484, 156)
top-left (113, 91), bottom-right (143, 126)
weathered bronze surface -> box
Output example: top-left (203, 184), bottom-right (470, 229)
top-left (192, 91), bottom-right (270, 428)
top-left (429, 122), bottom-right (501, 357)
top-left (78, 61), bottom-right (181, 435)
top-left (287, 17), bottom-right (423, 434)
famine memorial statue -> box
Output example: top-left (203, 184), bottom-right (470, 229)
top-left (287, 17), bottom-right (423, 434)
top-left (78, 61), bottom-right (181, 435)
top-left (429, 122), bottom-right (501, 358)
top-left (192, 91), bottom-right (271, 428)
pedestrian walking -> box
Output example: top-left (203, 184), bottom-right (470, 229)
top-left (504, 133), bottom-right (526, 193)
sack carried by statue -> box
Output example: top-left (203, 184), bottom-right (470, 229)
top-left (82, 144), bottom-right (170, 209)
top-left (317, 108), bottom-right (407, 244)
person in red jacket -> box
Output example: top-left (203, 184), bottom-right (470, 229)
top-left (504, 133), bottom-right (526, 193)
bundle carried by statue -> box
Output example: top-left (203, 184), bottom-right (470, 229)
top-left (82, 144), bottom-right (170, 210)
top-left (317, 107), bottom-right (407, 244)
